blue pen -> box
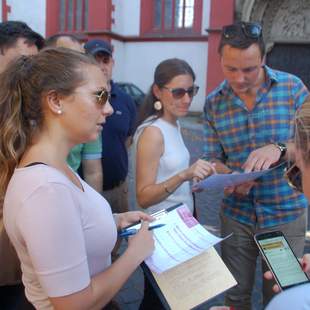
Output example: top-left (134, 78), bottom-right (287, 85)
top-left (118, 223), bottom-right (166, 238)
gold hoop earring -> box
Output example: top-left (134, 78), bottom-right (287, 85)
top-left (154, 100), bottom-right (162, 111)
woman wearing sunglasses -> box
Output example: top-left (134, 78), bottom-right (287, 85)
top-left (134, 58), bottom-right (214, 309)
top-left (134, 58), bottom-right (215, 216)
top-left (1, 48), bottom-right (154, 309)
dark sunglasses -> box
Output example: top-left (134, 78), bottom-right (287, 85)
top-left (163, 85), bottom-right (199, 99)
top-left (222, 22), bottom-right (262, 40)
top-left (94, 89), bottom-right (110, 106)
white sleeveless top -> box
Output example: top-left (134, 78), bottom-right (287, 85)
top-left (134, 117), bottom-right (193, 214)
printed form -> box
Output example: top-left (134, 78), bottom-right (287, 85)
top-left (145, 204), bottom-right (228, 274)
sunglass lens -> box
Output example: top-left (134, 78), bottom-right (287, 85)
top-left (172, 88), bottom-right (186, 99)
top-left (186, 86), bottom-right (199, 98)
top-left (244, 23), bottom-right (262, 38)
top-left (98, 90), bottom-right (109, 105)
top-left (223, 25), bottom-right (237, 39)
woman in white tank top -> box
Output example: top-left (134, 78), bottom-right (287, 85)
top-left (134, 58), bottom-right (215, 215)
top-left (134, 58), bottom-right (215, 310)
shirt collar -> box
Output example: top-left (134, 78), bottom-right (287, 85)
top-left (263, 65), bottom-right (278, 86)
top-left (219, 65), bottom-right (278, 96)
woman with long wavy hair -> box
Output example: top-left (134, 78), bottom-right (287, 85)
top-left (1, 48), bottom-right (154, 310)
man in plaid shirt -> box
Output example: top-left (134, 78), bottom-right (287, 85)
top-left (204, 22), bottom-right (309, 310)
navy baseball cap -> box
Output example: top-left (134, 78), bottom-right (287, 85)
top-left (84, 39), bottom-right (113, 56)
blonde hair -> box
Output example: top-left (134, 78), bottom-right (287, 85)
top-left (295, 99), bottom-right (310, 166)
top-left (0, 48), bottom-right (96, 204)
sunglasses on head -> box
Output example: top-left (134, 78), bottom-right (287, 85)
top-left (222, 22), bottom-right (262, 40)
top-left (163, 85), bottom-right (199, 99)
top-left (94, 89), bottom-right (110, 106)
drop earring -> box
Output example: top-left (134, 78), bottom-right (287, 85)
top-left (154, 100), bottom-right (162, 111)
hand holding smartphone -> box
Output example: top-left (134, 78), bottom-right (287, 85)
top-left (254, 231), bottom-right (309, 291)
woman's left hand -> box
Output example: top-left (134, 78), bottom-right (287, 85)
top-left (264, 253), bottom-right (310, 293)
top-left (115, 211), bottom-right (154, 230)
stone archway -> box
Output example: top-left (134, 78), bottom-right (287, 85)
top-left (238, 0), bottom-right (310, 50)
top-left (236, 0), bottom-right (310, 88)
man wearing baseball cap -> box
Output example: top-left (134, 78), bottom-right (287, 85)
top-left (85, 39), bottom-right (136, 256)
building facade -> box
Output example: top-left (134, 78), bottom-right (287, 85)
top-left (5, 1), bottom-right (308, 111)
top-left (2, 0), bottom-right (233, 112)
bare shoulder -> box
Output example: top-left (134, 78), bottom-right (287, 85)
top-left (138, 125), bottom-right (163, 145)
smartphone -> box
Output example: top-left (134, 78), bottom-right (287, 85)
top-left (254, 230), bottom-right (309, 290)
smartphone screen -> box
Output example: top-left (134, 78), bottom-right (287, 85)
top-left (255, 232), bottom-right (309, 290)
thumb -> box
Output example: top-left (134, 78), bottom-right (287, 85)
top-left (139, 220), bottom-right (149, 231)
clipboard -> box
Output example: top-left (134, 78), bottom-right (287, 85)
top-left (139, 203), bottom-right (184, 309)
top-left (122, 203), bottom-right (183, 231)
top-left (139, 204), bottom-right (237, 310)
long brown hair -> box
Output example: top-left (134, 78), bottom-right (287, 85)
top-left (0, 47), bottom-right (96, 204)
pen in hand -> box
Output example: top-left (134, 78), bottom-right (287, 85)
top-left (118, 223), bottom-right (166, 238)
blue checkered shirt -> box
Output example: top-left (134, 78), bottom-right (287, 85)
top-left (204, 66), bottom-right (309, 228)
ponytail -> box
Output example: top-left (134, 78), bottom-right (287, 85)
top-left (0, 56), bottom-right (34, 204)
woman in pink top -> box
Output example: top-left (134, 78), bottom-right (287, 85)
top-left (0, 48), bottom-right (154, 309)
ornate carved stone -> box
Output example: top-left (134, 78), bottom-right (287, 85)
top-left (240, 0), bottom-right (310, 51)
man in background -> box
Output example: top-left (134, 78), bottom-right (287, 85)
top-left (45, 33), bottom-right (83, 53)
top-left (45, 34), bottom-right (103, 193)
top-left (0, 21), bottom-right (44, 309)
top-left (85, 39), bottom-right (136, 255)
top-left (0, 21), bottom-right (44, 72)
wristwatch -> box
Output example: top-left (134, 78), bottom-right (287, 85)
top-left (273, 142), bottom-right (287, 159)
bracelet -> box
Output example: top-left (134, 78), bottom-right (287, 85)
top-left (164, 184), bottom-right (172, 194)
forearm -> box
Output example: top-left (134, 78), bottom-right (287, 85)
top-left (137, 173), bottom-right (185, 208)
top-left (89, 247), bottom-right (143, 309)
top-left (284, 141), bottom-right (296, 162)
top-left (51, 247), bottom-right (143, 310)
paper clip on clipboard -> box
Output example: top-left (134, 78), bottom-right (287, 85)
top-left (140, 202), bottom-right (184, 310)
top-left (150, 202), bottom-right (183, 220)
top-left (120, 203), bottom-right (183, 232)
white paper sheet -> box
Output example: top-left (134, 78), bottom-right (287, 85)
top-left (144, 204), bottom-right (228, 274)
top-left (192, 162), bottom-right (286, 191)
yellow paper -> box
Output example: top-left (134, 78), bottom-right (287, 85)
top-left (152, 247), bottom-right (237, 310)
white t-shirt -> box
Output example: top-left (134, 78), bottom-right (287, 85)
top-left (4, 164), bottom-right (117, 309)
top-left (134, 117), bottom-right (193, 214)
top-left (265, 283), bottom-right (310, 309)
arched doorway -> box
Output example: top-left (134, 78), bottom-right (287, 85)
top-left (238, 0), bottom-right (310, 88)
top-left (266, 44), bottom-right (310, 89)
